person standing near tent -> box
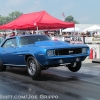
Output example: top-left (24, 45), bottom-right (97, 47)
top-left (3, 33), bottom-right (7, 39)
top-left (94, 31), bottom-right (98, 36)
top-left (45, 31), bottom-right (50, 37)
top-left (86, 30), bottom-right (91, 37)
top-left (10, 32), bottom-right (15, 37)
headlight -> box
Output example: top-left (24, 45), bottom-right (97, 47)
top-left (82, 48), bottom-right (87, 53)
top-left (47, 50), bottom-right (55, 56)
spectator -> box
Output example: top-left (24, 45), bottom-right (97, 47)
top-left (86, 30), bottom-right (91, 37)
top-left (23, 32), bottom-right (25, 35)
top-left (10, 32), bottom-right (15, 37)
top-left (45, 31), bottom-right (50, 37)
top-left (92, 32), bottom-right (95, 37)
top-left (33, 31), bottom-right (36, 34)
top-left (94, 31), bottom-right (98, 36)
top-left (3, 33), bottom-right (6, 39)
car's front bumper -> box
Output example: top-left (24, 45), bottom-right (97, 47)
top-left (39, 54), bottom-right (89, 67)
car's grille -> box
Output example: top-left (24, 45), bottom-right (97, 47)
top-left (55, 48), bottom-right (82, 55)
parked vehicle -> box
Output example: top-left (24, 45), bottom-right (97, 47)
top-left (0, 35), bottom-right (89, 79)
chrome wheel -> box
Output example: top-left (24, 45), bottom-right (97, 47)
top-left (28, 59), bottom-right (36, 76)
top-left (27, 56), bottom-right (41, 80)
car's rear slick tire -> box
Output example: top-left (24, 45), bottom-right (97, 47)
top-left (67, 62), bottom-right (81, 72)
top-left (0, 61), bottom-right (6, 71)
top-left (27, 56), bottom-right (41, 80)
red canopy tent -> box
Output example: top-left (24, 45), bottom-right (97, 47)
top-left (0, 11), bottom-right (74, 30)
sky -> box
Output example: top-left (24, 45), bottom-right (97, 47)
top-left (0, 0), bottom-right (100, 24)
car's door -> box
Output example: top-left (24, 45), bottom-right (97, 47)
top-left (1, 38), bottom-right (18, 65)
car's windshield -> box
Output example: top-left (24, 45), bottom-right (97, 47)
top-left (19, 35), bottom-right (51, 45)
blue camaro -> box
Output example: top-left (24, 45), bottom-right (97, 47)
top-left (0, 34), bottom-right (89, 79)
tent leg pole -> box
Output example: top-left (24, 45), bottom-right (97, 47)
top-left (73, 26), bottom-right (75, 44)
top-left (37, 26), bottom-right (38, 34)
top-left (15, 29), bottom-right (17, 36)
top-left (60, 29), bottom-right (62, 35)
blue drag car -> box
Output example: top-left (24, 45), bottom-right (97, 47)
top-left (0, 35), bottom-right (89, 79)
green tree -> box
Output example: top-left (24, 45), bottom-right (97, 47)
top-left (0, 11), bottom-right (23, 25)
top-left (8, 11), bottom-right (23, 21)
top-left (65, 15), bottom-right (79, 24)
top-left (0, 16), bottom-right (6, 25)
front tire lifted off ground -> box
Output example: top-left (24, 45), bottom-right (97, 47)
top-left (67, 62), bottom-right (81, 72)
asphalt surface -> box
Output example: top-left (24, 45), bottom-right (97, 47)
top-left (0, 62), bottom-right (100, 100)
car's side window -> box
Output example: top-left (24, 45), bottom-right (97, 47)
top-left (19, 37), bottom-right (35, 45)
top-left (2, 38), bottom-right (17, 48)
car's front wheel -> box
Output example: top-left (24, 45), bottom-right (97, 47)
top-left (26, 56), bottom-right (41, 80)
top-left (67, 62), bottom-right (81, 72)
